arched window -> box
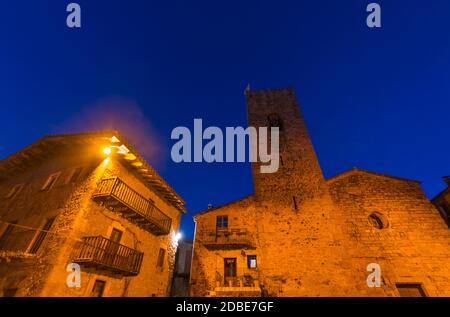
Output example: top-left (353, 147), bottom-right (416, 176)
top-left (267, 113), bottom-right (283, 131)
top-left (368, 212), bottom-right (388, 229)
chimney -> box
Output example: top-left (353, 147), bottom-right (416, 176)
top-left (207, 203), bottom-right (213, 210)
top-left (443, 176), bottom-right (450, 187)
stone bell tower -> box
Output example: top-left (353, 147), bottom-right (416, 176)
top-left (246, 88), bottom-right (326, 208)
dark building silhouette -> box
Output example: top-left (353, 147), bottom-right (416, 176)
top-left (432, 176), bottom-right (450, 228)
top-left (171, 240), bottom-right (193, 296)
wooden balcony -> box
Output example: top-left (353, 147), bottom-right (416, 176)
top-left (93, 177), bottom-right (172, 235)
top-left (200, 229), bottom-right (255, 250)
top-left (73, 236), bottom-right (143, 276)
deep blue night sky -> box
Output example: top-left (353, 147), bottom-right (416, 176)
top-left (1, 1), bottom-right (449, 239)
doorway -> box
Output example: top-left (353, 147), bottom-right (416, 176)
top-left (224, 258), bottom-right (237, 286)
top-left (103, 228), bottom-right (123, 267)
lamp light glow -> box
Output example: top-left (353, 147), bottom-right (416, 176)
top-left (173, 232), bottom-right (182, 243)
top-left (103, 147), bottom-right (112, 155)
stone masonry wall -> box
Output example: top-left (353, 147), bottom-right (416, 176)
top-left (190, 88), bottom-right (450, 297)
top-left (328, 170), bottom-right (450, 296)
top-left (0, 144), bottom-right (182, 297)
top-left (41, 157), bottom-right (181, 297)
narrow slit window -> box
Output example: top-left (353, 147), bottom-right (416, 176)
top-left (157, 248), bottom-right (165, 268)
top-left (184, 249), bottom-right (192, 274)
top-left (293, 196), bottom-right (298, 211)
top-left (267, 113), bottom-right (283, 131)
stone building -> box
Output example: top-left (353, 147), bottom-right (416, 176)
top-left (171, 240), bottom-right (193, 297)
top-left (190, 88), bottom-right (450, 297)
top-left (0, 131), bottom-right (185, 297)
top-left (432, 177), bottom-right (450, 228)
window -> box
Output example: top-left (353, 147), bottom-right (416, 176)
top-left (437, 205), bottom-right (448, 220)
top-left (67, 167), bottom-right (83, 184)
top-left (224, 258), bottom-right (237, 279)
top-left (3, 288), bottom-right (18, 297)
top-left (28, 217), bottom-right (56, 254)
top-left (157, 248), bottom-right (165, 268)
top-left (267, 113), bottom-right (283, 131)
top-left (109, 228), bottom-right (123, 244)
top-left (293, 196), bottom-right (298, 211)
top-left (247, 255), bottom-right (257, 269)
top-left (368, 212), bottom-right (388, 229)
top-left (41, 172), bottom-right (60, 191)
top-left (184, 249), bottom-right (192, 274)
top-left (90, 280), bottom-right (106, 297)
top-left (216, 216), bottom-right (228, 230)
top-left (437, 205), bottom-right (450, 228)
top-left (396, 283), bottom-right (426, 297)
top-left (5, 184), bottom-right (24, 199)
top-left (0, 221), bottom-right (17, 250)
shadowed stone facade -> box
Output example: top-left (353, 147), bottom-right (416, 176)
top-left (432, 177), bottom-right (450, 228)
top-left (190, 88), bottom-right (450, 297)
top-left (171, 240), bottom-right (193, 297)
top-left (0, 131), bottom-right (185, 297)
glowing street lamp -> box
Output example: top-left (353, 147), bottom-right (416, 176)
top-left (103, 147), bottom-right (112, 155)
top-left (173, 232), bottom-right (182, 243)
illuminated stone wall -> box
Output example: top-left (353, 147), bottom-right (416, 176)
top-left (328, 169), bottom-right (450, 296)
top-left (0, 143), bottom-right (182, 297)
top-left (190, 88), bottom-right (450, 297)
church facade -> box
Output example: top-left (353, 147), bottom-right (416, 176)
top-left (190, 88), bottom-right (450, 297)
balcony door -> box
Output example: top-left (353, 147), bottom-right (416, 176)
top-left (216, 215), bottom-right (228, 238)
top-left (110, 228), bottom-right (123, 243)
top-left (103, 228), bottom-right (123, 268)
top-left (224, 258), bottom-right (237, 286)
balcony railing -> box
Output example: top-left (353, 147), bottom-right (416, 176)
top-left (200, 229), bottom-right (255, 250)
top-left (73, 236), bottom-right (143, 276)
top-left (93, 177), bottom-right (172, 235)
top-left (209, 276), bottom-right (261, 297)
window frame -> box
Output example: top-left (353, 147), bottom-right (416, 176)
top-left (216, 215), bottom-right (229, 231)
top-left (157, 248), bottom-right (166, 269)
top-left (67, 167), bottom-right (83, 184)
top-left (247, 255), bottom-right (257, 269)
top-left (4, 183), bottom-right (24, 200)
top-left (395, 283), bottom-right (427, 297)
top-left (90, 280), bottom-right (106, 297)
top-left (0, 220), bottom-right (18, 250)
top-left (41, 172), bottom-right (61, 191)
top-left (27, 217), bottom-right (56, 254)
top-left (368, 212), bottom-right (388, 229)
